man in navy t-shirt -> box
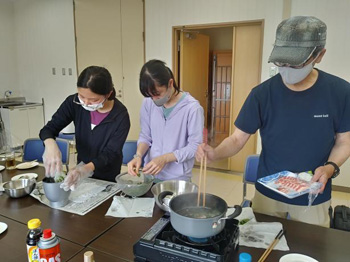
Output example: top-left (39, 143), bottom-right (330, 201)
top-left (196, 16), bottom-right (350, 227)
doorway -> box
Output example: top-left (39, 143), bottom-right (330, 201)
top-left (173, 21), bottom-right (263, 172)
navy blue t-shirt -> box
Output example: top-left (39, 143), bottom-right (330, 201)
top-left (235, 69), bottom-right (350, 205)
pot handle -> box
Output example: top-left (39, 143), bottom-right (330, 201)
top-left (212, 205), bottom-right (242, 228)
top-left (226, 205), bottom-right (242, 220)
top-left (157, 191), bottom-right (173, 207)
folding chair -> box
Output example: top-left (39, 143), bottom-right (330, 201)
top-left (58, 132), bottom-right (75, 143)
top-left (122, 140), bottom-right (144, 166)
top-left (241, 154), bottom-right (260, 207)
top-left (22, 138), bottom-right (70, 171)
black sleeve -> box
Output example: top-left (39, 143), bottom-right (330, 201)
top-left (91, 109), bottom-right (131, 170)
top-left (39, 95), bottom-right (75, 141)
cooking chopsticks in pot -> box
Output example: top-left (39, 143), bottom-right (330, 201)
top-left (197, 156), bottom-right (204, 206)
top-left (197, 155), bottom-right (207, 207)
top-left (197, 128), bottom-right (208, 207)
top-left (203, 156), bottom-right (207, 206)
top-left (258, 229), bottom-right (285, 262)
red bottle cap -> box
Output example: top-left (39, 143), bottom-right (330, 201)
top-left (43, 229), bottom-right (52, 239)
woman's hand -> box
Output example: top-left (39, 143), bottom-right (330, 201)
top-left (142, 154), bottom-right (173, 175)
top-left (60, 162), bottom-right (94, 191)
top-left (127, 157), bottom-right (142, 176)
top-left (42, 138), bottom-right (63, 177)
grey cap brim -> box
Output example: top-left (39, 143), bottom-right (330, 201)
top-left (268, 45), bottom-right (315, 66)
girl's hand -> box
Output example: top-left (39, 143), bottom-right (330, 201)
top-left (142, 155), bottom-right (168, 175)
top-left (127, 157), bottom-right (142, 176)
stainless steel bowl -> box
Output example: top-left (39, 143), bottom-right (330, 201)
top-left (3, 179), bottom-right (36, 198)
top-left (151, 180), bottom-right (198, 211)
top-left (116, 172), bottom-right (154, 197)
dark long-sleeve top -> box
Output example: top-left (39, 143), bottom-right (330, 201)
top-left (39, 94), bottom-right (130, 182)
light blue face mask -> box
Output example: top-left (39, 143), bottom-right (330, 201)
top-left (278, 55), bottom-right (319, 85)
top-left (153, 86), bottom-right (173, 107)
top-left (278, 63), bottom-right (314, 85)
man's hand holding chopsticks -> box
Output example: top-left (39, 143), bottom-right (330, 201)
top-left (195, 143), bottom-right (215, 162)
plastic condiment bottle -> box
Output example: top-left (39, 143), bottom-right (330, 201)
top-left (26, 218), bottom-right (42, 262)
top-left (84, 251), bottom-right (95, 262)
top-left (239, 252), bottom-right (252, 262)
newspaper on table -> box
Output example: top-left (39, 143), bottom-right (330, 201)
top-left (236, 207), bottom-right (289, 251)
top-left (30, 178), bottom-right (121, 215)
top-left (257, 171), bottom-right (322, 199)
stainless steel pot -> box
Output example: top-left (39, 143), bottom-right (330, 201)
top-left (151, 180), bottom-right (198, 211)
top-left (168, 192), bottom-right (242, 238)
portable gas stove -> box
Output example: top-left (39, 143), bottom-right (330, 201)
top-left (134, 214), bottom-right (239, 262)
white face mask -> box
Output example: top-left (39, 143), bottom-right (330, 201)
top-left (78, 96), bottom-right (105, 111)
top-left (153, 86), bottom-right (173, 107)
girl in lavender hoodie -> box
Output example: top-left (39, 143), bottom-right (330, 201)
top-left (128, 60), bottom-right (204, 181)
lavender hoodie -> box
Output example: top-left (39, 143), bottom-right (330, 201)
top-left (138, 92), bottom-right (204, 181)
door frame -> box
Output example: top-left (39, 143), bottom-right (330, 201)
top-left (172, 19), bottom-right (264, 82)
top-left (172, 20), bottom-right (264, 172)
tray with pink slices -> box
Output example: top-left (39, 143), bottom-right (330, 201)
top-left (257, 171), bottom-right (322, 199)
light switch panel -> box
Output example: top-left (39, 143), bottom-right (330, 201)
top-left (269, 66), bottom-right (278, 77)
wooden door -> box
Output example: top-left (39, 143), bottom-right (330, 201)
top-left (229, 24), bottom-right (262, 171)
top-left (211, 51), bottom-right (232, 147)
top-left (74, 0), bottom-right (144, 140)
top-left (179, 32), bottom-right (209, 127)
top-left (74, 0), bottom-right (123, 101)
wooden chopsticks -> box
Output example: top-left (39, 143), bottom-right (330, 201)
top-left (197, 128), bottom-right (208, 207)
top-left (258, 229), bottom-right (286, 262)
top-left (197, 155), bottom-right (207, 207)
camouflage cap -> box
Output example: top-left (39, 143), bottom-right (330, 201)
top-left (268, 16), bottom-right (327, 66)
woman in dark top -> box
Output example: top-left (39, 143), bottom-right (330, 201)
top-left (40, 66), bottom-right (130, 190)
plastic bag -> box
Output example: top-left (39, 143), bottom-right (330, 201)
top-left (258, 171), bottom-right (323, 200)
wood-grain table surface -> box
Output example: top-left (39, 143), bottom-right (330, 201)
top-left (2, 161), bottom-right (350, 262)
top-left (0, 162), bottom-right (122, 247)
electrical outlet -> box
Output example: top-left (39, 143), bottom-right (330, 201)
top-left (269, 66), bottom-right (278, 77)
top-left (62, 68), bottom-right (66, 76)
top-left (52, 67), bottom-right (56, 75)
top-left (68, 68), bottom-right (72, 76)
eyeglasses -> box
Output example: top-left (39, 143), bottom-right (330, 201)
top-left (274, 47), bottom-right (320, 69)
top-left (73, 94), bottom-right (106, 106)
top-left (73, 94), bottom-right (83, 106)
top-left (273, 61), bottom-right (308, 69)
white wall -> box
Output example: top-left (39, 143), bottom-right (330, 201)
top-left (145, 0), bottom-right (350, 186)
top-left (145, 0), bottom-right (284, 82)
top-left (199, 27), bottom-right (233, 51)
top-left (291, 0), bottom-right (350, 82)
top-left (0, 0), bottom-right (18, 96)
top-left (13, 0), bottom-right (77, 132)
top-left (145, 0), bottom-right (350, 81)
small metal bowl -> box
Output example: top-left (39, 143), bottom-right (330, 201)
top-left (3, 179), bottom-right (36, 198)
top-left (151, 180), bottom-right (198, 211)
top-left (116, 172), bottom-right (154, 197)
